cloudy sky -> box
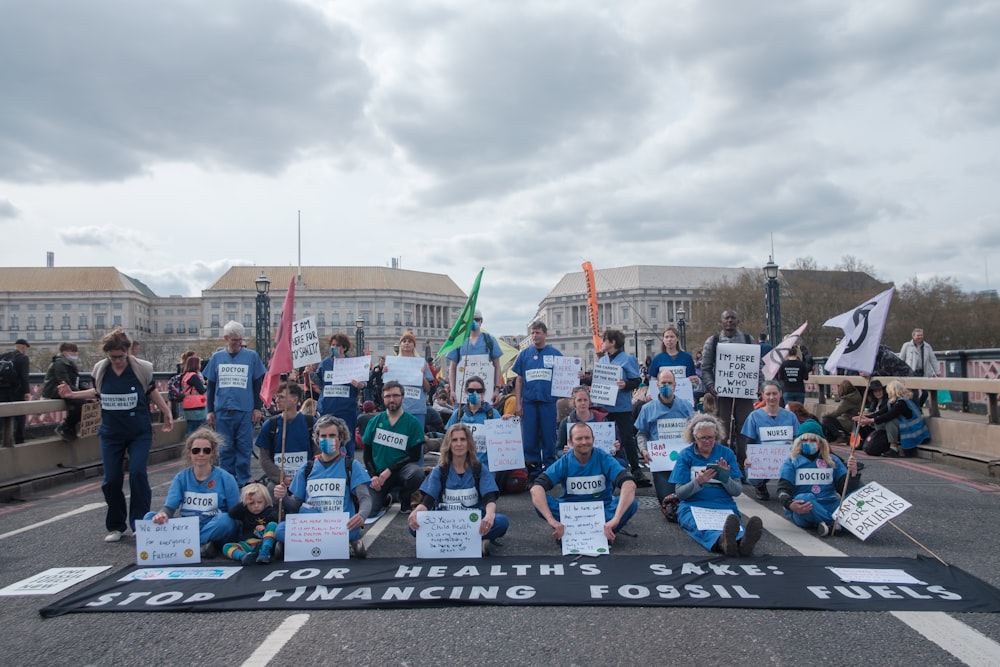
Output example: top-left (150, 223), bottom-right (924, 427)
top-left (2, 0), bottom-right (998, 335)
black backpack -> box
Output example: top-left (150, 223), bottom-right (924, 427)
top-left (0, 351), bottom-right (21, 390)
top-left (267, 414), bottom-right (316, 445)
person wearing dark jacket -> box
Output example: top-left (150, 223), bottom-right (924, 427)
top-left (1, 339), bottom-right (32, 444)
top-left (42, 342), bottom-right (90, 441)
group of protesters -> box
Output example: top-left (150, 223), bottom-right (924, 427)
top-left (54, 305), bottom-right (932, 562)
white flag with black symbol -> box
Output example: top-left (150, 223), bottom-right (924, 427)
top-left (823, 287), bottom-right (895, 374)
top-left (762, 321), bottom-right (808, 380)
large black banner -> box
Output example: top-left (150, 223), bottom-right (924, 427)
top-left (40, 555), bottom-right (1000, 617)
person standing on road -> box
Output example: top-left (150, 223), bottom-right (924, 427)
top-left (899, 328), bottom-right (939, 409)
top-left (314, 333), bottom-right (365, 457)
top-left (59, 328), bottom-right (174, 543)
top-left (700, 310), bottom-right (757, 469)
top-left (446, 310), bottom-right (504, 406)
top-left (513, 320), bottom-right (563, 476)
top-left (0, 338), bottom-right (31, 444)
top-left (203, 321), bottom-right (266, 486)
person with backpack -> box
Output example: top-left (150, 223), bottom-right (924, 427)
top-left (273, 414), bottom-right (372, 558)
top-left (176, 355), bottom-right (207, 435)
top-left (254, 381), bottom-right (315, 486)
top-left (446, 310), bottom-right (504, 406)
top-left (313, 332), bottom-right (364, 457)
top-left (0, 338), bottom-right (31, 444)
top-left (42, 342), bottom-right (89, 442)
top-left (446, 375), bottom-right (517, 491)
top-left (408, 423), bottom-right (508, 555)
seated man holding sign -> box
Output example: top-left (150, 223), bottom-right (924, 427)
top-left (741, 382), bottom-right (799, 501)
top-left (669, 415), bottom-right (764, 557)
top-left (529, 422), bottom-right (638, 545)
top-left (408, 423), bottom-right (508, 555)
top-left (778, 421), bottom-right (861, 537)
top-left (635, 368), bottom-right (694, 519)
top-left (362, 381), bottom-right (427, 514)
top-left (254, 381), bottom-right (315, 487)
top-left (273, 415), bottom-right (372, 558)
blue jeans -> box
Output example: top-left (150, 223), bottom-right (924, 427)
top-left (215, 409), bottom-right (254, 486)
top-left (101, 430), bottom-right (152, 533)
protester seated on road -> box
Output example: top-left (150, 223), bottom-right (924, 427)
top-left (821, 380), bottom-right (862, 443)
top-left (855, 380), bottom-right (929, 458)
top-left (529, 422), bottom-right (638, 546)
top-left (777, 421), bottom-right (861, 537)
top-left (445, 376), bottom-right (512, 488)
top-left (555, 385), bottom-right (617, 456)
top-left (273, 415), bottom-right (372, 558)
top-left (634, 368), bottom-right (694, 518)
top-left (408, 423), bottom-right (508, 555)
top-left (147, 428), bottom-right (240, 557)
top-left (432, 388), bottom-right (454, 421)
top-left (669, 415), bottom-right (764, 557)
top-left (222, 483), bottom-right (279, 565)
top-left (742, 382), bottom-right (799, 501)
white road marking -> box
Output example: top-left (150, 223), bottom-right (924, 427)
top-left (241, 613), bottom-right (310, 667)
top-left (737, 495), bottom-right (1000, 667)
top-left (0, 502), bottom-right (105, 541)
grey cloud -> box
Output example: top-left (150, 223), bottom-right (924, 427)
top-left (126, 258), bottom-right (250, 297)
top-left (0, 199), bottom-right (19, 219)
top-left (59, 225), bottom-right (151, 250)
top-left (0, 0), bottom-right (372, 183)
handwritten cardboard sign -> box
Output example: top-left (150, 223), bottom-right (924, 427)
top-left (715, 344), bottom-right (759, 399)
top-left (561, 501), bottom-right (610, 556)
top-left (648, 440), bottom-right (687, 472)
top-left (284, 512), bottom-right (350, 561)
top-left (834, 482), bottom-right (912, 541)
top-left (690, 506), bottom-right (737, 531)
top-left (590, 362), bottom-right (621, 406)
top-left (746, 443), bottom-right (791, 479)
top-left (456, 354), bottom-right (494, 393)
top-left (326, 356), bottom-right (371, 385)
top-left (78, 401), bottom-right (101, 438)
top-left (135, 516), bottom-right (200, 566)
top-left (566, 420), bottom-right (617, 455)
top-left (415, 509), bottom-right (481, 558)
top-left (291, 317), bottom-right (322, 367)
top-left (481, 417), bottom-right (525, 471)
top-left (551, 356), bottom-right (583, 397)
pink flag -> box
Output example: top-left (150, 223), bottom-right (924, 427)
top-left (762, 321), bottom-right (809, 380)
top-left (260, 277), bottom-right (296, 407)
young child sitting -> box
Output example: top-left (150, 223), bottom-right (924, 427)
top-left (223, 483), bottom-right (279, 565)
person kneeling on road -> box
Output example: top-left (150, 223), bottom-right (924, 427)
top-left (529, 422), bottom-right (638, 545)
top-left (777, 421), bottom-right (861, 537)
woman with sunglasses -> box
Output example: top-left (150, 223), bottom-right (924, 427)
top-left (777, 420), bottom-right (860, 537)
top-left (58, 327), bottom-right (174, 544)
top-left (147, 428), bottom-right (241, 556)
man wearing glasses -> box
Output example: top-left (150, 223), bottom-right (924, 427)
top-left (203, 321), bottom-right (266, 486)
top-left (446, 310), bottom-right (504, 406)
top-left (362, 380), bottom-right (426, 514)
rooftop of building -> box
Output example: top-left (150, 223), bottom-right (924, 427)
top-left (0, 267), bottom-right (157, 297)
top-left (545, 265), bottom-right (752, 299)
top-left (205, 266), bottom-right (466, 296)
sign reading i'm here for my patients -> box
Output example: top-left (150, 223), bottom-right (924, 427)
top-left (135, 516), bottom-right (200, 566)
top-left (835, 482), bottom-right (912, 541)
top-left (715, 343), bottom-right (759, 399)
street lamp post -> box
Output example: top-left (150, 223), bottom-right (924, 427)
top-left (356, 316), bottom-right (366, 400)
top-left (644, 337), bottom-right (654, 364)
top-left (763, 257), bottom-right (782, 349)
top-left (676, 306), bottom-right (687, 350)
top-left (633, 329), bottom-right (639, 359)
top-left (254, 272), bottom-right (271, 365)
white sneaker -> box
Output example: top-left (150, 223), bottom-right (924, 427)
top-left (104, 530), bottom-right (124, 543)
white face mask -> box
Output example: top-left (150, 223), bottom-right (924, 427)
top-left (67, 355), bottom-right (79, 363)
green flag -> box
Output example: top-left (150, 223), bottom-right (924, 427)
top-left (438, 268), bottom-right (484, 358)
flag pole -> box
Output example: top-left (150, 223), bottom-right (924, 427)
top-left (277, 417), bottom-right (287, 522)
top-left (832, 376), bottom-right (873, 530)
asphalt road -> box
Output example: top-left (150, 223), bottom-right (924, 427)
top-left (2, 446), bottom-right (1000, 667)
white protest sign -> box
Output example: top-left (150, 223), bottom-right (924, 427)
top-left (415, 509), bottom-right (482, 559)
top-left (565, 420), bottom-right (616, 454)
top-left (690, 506), bottom-right (737, 531)
top-left (457, 354), bottom-right (494, 390)
top-left (834, 481), bottom-right (912, 541)
top-left (291, 317), bottom-right (322, 367)
top-left (827, 567), bottom-right (927, 585)
top-left (590, 362), bottom-right (621, 406)
top-left (327, 355), bottom-right (371, 385)
top-left (648, 440), bottom-right (687, 472)
top-left (481, 417), bottom-right (525, 471)
top-left (118, 567), bottom-right (240, 582)
top-left (714, 343), bottom-right (759, 399)
top-left (561, 501), bottom-right (610, 556)
top-left (745, 443), bottom-right (791, 480)
top-left (0, 567), bottom-right (111, 596)
top-left (284, 512), bottom-right (350, 561)
top-left (650, 366), bottom-right (695, 405)
top-left (383, 355), bottom-right (426, 387)
top-left (551, 356), bottom-right (583, 397)
top-left (134, 516), bottom-right (200, 566)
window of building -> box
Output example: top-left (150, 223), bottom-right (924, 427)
top-left (9, 315), bottom-right (18, 329)
top-left (27, 315), bottom-right (37, 329)
top-left (211, 302), bottom-right (220, 309)
top-left (164, 309), bottom-right (174, 316)
top-left (243, 314), bottom-right (252, 327)
top-left (78, 315), bottom-right (87, 328)
top-left (62, 315), bottom-right (71, 329)
top-left (177, 308), bottom-right (186, 315)
top-left (27, 304), bottom-right (37, 311)
top-left (650, 306), bottom-right (657, 320)
top-left (62, 304), bottom-right (72, 311)
top-left (95, 314), bottom-right (105, 328)
top-left (113, 315), bottom-right (122, 326)
top-left (317, 313), bottom-right (326, 326)
top-left (621, 306), bottom-right (629, 321)
top-left (45, 303), bottom-right (55, 311)
top-left (332, 313), bottom-right (340, 326)
top-left (113, 303), bottom-right (123, 310)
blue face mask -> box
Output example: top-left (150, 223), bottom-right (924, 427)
top-left (330, 347), bottom-right (340, 358)
top-left (318, 437), bottom-right (338, 456)
top-left (467, 391), bottom-right (481, 405)
top-left (471, 320), bottom-right (481, 332)
top-left (801, 441), bottom-right (819, 456)
top-left (659, 384), bottom-right (674, 399)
